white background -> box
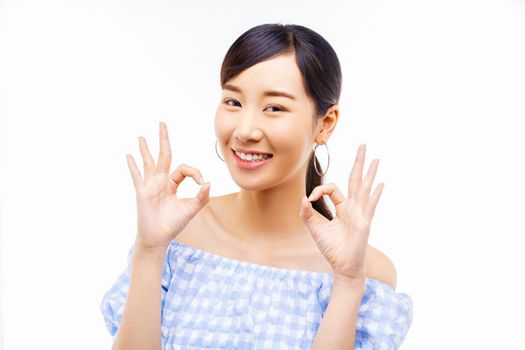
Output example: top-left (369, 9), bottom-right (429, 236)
top-left (1, 0), bottom-right (524, 349)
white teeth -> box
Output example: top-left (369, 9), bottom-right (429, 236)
top-left (235, 151), bottom-right (271, 161)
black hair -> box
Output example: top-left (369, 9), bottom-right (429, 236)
top-left (220, 23), bottom-right (342, 220)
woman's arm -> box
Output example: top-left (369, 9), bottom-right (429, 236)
top-left (310, 278), bottom-right (366, 350)
top-left (112, 246), bottom-right (167, 350)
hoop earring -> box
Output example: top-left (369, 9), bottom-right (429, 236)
top-left (313, 142), bottom-right (330, 176)
top-left (215, 140), bottom-right (225, 161)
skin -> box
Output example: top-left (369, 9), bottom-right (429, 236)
top-left (213, 52), bottom-right (389, 286)
top-left (126, 51), bottom-right (395, 287)
top-left (214, 53), bottom-right (339, 245)
top-left (116, 51), bottom-right (394, 350)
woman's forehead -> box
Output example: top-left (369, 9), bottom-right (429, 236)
top-left (223, 55), bottom-right (306, 99)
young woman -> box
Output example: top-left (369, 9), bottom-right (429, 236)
top-left (100, 23), bottom-right (413, 350)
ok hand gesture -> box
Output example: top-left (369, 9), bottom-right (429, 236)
top-left (300, 144), bottom-right (384, 286)
top-left (126, 122), bottom-right (211, 250)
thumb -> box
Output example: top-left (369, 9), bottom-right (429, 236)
top-left (196, 181), bottom-right (211, 204)
top-left (300, 195), bottom-right (319, 235)
top-left (189, 182), bottom-right (211, 214)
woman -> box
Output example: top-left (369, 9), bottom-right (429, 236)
top-left (100, 23), bottom-right (413, 350)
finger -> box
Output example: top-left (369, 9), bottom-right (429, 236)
top-left (357, 159), bottom-right (380, 207)
top-left (169, 164), bottom-right (204, 192)
top-left (193, 182), bottom-right (211, 208)
top-left (126, 154), bottom-right (143, 190)
top-left (138, 136), bottom-right (156, 179)
top-left (300, 195), bottom-right (315, 221)
top-left (309, 183), bottom-right (344, 203)
top-left (348, 144), bottom-right (366, 199)
top-left (185, 182), bottom-right (212, 221)
top-left (300, 195), bottom-right (323, 238)
top-left (366, 182), bottom-right (385, 220)
top-left (156, 121), bottom-right (172, 174)
top-left (308, 183), bottom-right (346, 215)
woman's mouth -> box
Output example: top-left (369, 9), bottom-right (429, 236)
top-left (231, 149), bottom-right (273, 169)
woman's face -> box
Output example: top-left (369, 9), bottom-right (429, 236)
top-left (215, 53), bottom-right (319, 191)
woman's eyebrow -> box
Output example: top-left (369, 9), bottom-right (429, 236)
top-left (223, 83), bottom-right (297, 101)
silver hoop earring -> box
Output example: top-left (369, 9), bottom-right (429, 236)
top-left (313, 142), bottom-right (330, 176)
top-left (215, 140), bottom-right (225, 161)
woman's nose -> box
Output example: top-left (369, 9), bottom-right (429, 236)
top-left (233, 110), bottom-right (263, 142)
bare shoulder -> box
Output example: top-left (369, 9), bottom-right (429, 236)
top-left (366, 245), bottom-right (398, 291)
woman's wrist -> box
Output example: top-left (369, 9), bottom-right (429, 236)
top-left (333, 274), bottom-right (366, 294)
top-left (132, 243), bottom-right (168, 264)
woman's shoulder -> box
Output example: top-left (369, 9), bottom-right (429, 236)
top-left (365, 245), bottom-right (398, 291)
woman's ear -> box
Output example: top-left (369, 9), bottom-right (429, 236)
top-left (315, 105), bottom-right (339, 143)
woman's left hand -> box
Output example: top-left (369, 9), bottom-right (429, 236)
top-left (300, 144), bottom-right (384, 287)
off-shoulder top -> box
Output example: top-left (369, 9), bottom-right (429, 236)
top-left (100, 239), bottom-right (413, 349)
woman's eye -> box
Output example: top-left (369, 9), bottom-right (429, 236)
top-left (224, 99), bottom-right (240, 107)
top-left (223, 99), bottom-right (284, 112)
top-left (265, 105), bottom-right (284, 112)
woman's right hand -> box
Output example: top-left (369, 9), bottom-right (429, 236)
top-left (126, 121), bottom-right (211, 250)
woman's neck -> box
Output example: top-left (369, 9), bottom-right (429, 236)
top-left (229, 178), bottom-right (316, 245)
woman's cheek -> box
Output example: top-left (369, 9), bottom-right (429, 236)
top-left (270, 119), bottom-right (304, 154)
top-left (214, 111), bottom-right (235, 143)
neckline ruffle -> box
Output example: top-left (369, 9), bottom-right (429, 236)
top-left (169, 239), bottom-right (397, 292)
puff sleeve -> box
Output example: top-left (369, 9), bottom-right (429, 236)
top-left (354, 279), bottom-right (414, 350)
top-left (99, 242), bottom-right (174, 339)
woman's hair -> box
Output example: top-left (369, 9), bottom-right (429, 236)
top-left (220, 23), bottom-right (342, 221)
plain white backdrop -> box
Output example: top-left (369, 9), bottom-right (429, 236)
top-left (1, 0), bottom-right (524, 349)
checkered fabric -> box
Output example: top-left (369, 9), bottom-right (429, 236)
top-left (100, 240), bottom-right (413, 349)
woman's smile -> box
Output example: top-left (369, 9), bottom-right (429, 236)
top-left (232, 149), bottom-right (274, 169)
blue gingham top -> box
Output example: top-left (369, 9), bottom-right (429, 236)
top-left (100, 239), bottom-right (413, 349)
